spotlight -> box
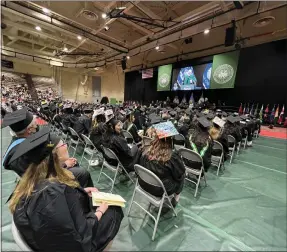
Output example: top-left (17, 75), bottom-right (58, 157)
top-left (35, 26), bottom-right (41, 31)
top-left (155, 46), bottom-right (159, 50)
top-left (102, 13), bottom-right (107, 19)
top-left (77, 35), bottom-right (82, 40)
top-left (63, 47), bottom-right (68, 52)
top-left (94, 67), bottom-right (99, 70)
top-left (42, 8), bottom-right (50, 14)
top-left (204, 29), bottom-right (210, 34)
top-left (104, 26), bottom-right (109, 31)
top-left (127, 56), bottom-right (130, 59)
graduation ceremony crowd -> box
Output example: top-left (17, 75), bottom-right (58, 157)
top-left (1, 85), bottom-right (262, 252)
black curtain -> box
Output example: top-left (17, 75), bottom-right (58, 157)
top-left (124, 39), bottom-right (287, 108)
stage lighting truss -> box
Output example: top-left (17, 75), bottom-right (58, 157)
top-left (107, 8), bottom-right (178, 29)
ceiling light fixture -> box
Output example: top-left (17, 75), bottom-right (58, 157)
top-left (127, 56), bottom-right (130, 59)
top-left (102, 13), bottom-right (107, 19)
top-left (204, 29), bottom-right (210, 34)
top-left (77, 35), bottom-right (82, 40)
top-left (155, 46), bottom-right (160, 50)
top-left (104, 26), bottom-right (109, 31)
top-left (35, 26), bottom-right (41, 31)
top-left (42, 8), bottom-right (50, 14)
top-left (63, 47), bottom-right (68, 52)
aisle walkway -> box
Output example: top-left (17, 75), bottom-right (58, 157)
top-left (1, 127), bottom-right (286, 251)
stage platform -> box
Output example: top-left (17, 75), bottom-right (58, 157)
top-left (1, 126), bottom-right (286, 251)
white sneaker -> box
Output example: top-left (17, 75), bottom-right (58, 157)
top-left (89, 160), bottom-right (99, 166)
top-left (247, 141), bottom-right (253, 147)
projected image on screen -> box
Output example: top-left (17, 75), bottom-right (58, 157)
top-left (171, 63), bottom-right (212, 91)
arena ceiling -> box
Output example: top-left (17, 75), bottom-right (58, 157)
top-left (1, 1), bottom-right (287, 71)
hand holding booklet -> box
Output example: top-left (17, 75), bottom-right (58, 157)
top-left (92, 192), bottom-right (126, 208)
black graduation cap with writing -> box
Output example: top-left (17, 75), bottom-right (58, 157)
top-left (197, 116), bottom-right (212, 128)
top-left (8, 127), bottom-right (60, 167)
top-left (2, 108), bottom-right (34, 132)
top-left (212, 116), bottom-right (226, 128)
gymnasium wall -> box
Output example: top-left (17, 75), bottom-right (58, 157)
top-left (124, 39), bottom-right (287, 108)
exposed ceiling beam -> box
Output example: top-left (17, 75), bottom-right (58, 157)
top-left (6, 39), bottom-right (18, 46)
top-left (133, 2), bottom-right (163, 26)
top-left (61, 38), bottom-right (87, 59)
top-left (119, 18), bottom-right (153, 35)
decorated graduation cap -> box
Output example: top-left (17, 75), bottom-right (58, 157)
top-left (152, 121), bottom-right (179, 139)
top-left (197, 116), bottom-right (212, 128)
top-left (94, 107), bottom-right (105, 117)
top-left (212, 116), bottom-right (226, 128)
top-left (8, 127), bottom-right (60, 168)
top-left (2, 108), bottom-right (34, 132)
top-left (105, 109), bottom-right (114, 123)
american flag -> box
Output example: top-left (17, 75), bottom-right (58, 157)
top-left (142, 68), bottom-right (154, 79)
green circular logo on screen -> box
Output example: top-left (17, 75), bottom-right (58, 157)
top-left (159, 73), bottom-right (170, 87)
top-left (213, 64), bottom-right (234, 84)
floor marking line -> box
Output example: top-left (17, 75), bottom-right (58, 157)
top-left (252, 143), bottom-right (286, 151)
top-left (235, 159), bottom-right (287, 175)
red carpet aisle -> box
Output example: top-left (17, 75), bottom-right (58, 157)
top-left (260, 126), bottom-right (287, 140)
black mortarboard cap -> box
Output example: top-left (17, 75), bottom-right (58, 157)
top-left (150, 115), bottom-right (162, 124)
top-left (197, 116), bottom-right (212, 128)
top-left (8, 127), bottom-right (60, 165)
top-left (83, 106), bottom-right (93, 113)
top-left (2, 108), bottom-right (34, 132)
top-left (206, 112), bottom-right (215, 120)
top-left (226, 115), bottom-right (237, 124)
top-left (240, 115), bottom-right (247, 120)
top-left (222, 112), bottom-right (227, 117)
top-left (185, 108), bottom-right (192, 115)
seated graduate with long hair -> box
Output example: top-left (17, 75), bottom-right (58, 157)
top-left (139, 121), bottom-right (186, 208)
top-left (9, 128), bottom-right (124, 252)
top-left (102, 110), bottom-right (140, 173)
top-left (122, 110), bottom-right (142, 143)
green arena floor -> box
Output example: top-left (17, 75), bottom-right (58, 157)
top-left (1, 127), bottom-right (287, 251)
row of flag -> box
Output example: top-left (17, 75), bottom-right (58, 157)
top-left (239, 103), bottom-right (285, 124)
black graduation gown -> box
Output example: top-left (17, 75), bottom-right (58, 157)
top-left (223, 124), bottom-right (242, 146)
top-left (14, 181), bottom-right (124, 252)
top-left (73, 115), bottom-right (92, 136)
top-left (185, 133), bottom-right (213, 172)
top-left (102, 133), bottom-right (139, 172)
top-left (138, 152), bottom-right (185, 196)
top-left (62, 114), bottom-right (78, 128)
top-left (90, 123), bottom-right (106, 152)
top-left (123, 122), bottom-right (142, 143)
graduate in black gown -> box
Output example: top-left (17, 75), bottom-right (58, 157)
top-left (139, 121), bottom-right (185, 207)
top-left (2, 109), bottom-right (93, 188)
top-left (73, 106), bottom-right (93, 137)
top-left (185, 116), bottom-right (213, 172)
top-left (90, 108), bottom-right (106, 151)
top-left (102, 111), bottom-right (140, 173)
top-left (9, 128), bottom-right (124, 252)
top-left (122, 110), bottom-right (142, 143)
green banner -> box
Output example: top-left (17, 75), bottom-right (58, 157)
top-left (210, 51), bottom-right (240, 89)
top-left (157, 64), bottom-right (172, 91)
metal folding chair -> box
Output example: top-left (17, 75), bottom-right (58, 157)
top-left (173, 134), bottom-right (186, 148)
top-left (253, 129), bottom-right (259, 138)
top-left (11, 217), bottom-right (33, 251)
top-left (80, 134), bottom-right (100, 170)
top-left (59, 123), bottom-right (69, 143)
top-left (127, 164), bottom-right (177, 241)
top-left (211, 140), bottom-right (224, 176)
top-left (178, 147), bottom-right (207, 197)
top-left (68, 127), bottom-right (82, 157)
top-left (97, 146), bottom-right (134, 192)
top-left (227, 135), bottom-right (236, 163)
top-left (122, 130), bottom-right (134, 144)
